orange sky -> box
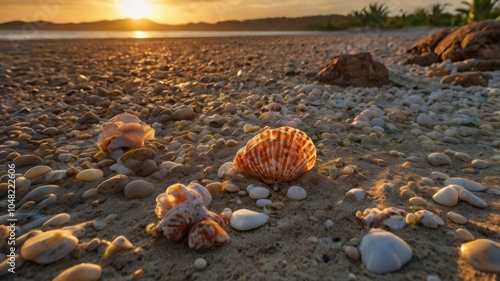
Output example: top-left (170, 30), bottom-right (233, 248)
top-left (0, 0), bottom-right (464, 24)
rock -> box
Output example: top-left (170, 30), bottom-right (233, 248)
top-left (172, 107), bottom-right (195, 121)
top-left (315, 52), bottom-right (389, 87)
top-left (76, 112), bottom-right (100, 124)
top-left (407, 20), bottom-right (500, 64)
top-left (96, 174), bottom-right (130, 194)
top-left (455, 58), bottom-right (500, 72)
top-left (407, 52), bottom-right (440, 66)
top-left (13, 155), bottom-right (43, 167)
top-left (76, 169), bottom-right (104, 182)
top-left (416, 114), bottom-right (434, 128)
top-left (124, 179), bottom-right (155, 199)
top-left (427, 153), bottom-right (452, 166)
top-left (441, 72), bottom-right (491, 87)
top-left (230, 209), bottom-right (269, 231)
top-left (432, 185), bottom-right (459, 207)
top-left (287, 186), bottom-right (307, 200)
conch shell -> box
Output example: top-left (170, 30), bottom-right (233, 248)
top-left (155, 183), bottom-right (229, 250)
top-left (98, 113), bottom-right (155, 153)
top-left (233, 126), bottom-right (316, 184)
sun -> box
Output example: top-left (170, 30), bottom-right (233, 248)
top-left (117, 0), bottom-right (152, 19)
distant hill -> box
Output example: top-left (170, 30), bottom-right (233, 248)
top-left (0, 15), bottom-right (345, 31)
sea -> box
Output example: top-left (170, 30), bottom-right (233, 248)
top-left (0, 30), bottom-right (326, 41)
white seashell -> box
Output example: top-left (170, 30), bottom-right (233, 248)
top-left (359, 228), bottom-right (412, 274)
top-left (454, 152), bottom-right (472, 163)
top-left (444, 177), bottom-right (487, 191)
top-left (447, 211), bottom-right (467, 224)
top-left (249, 187), bottom-right (270, 200)
top-left (104, 235), bottom-right (134, 259)
top-left (255, 199), bottom-right (272, 208)
top-left (432, 186), bottom-right (459, 207)
top-left (43, 213), bottom-right (71, 227)
top-left (460, 239), bottom-right (500, 273)
top-left (230, 209), bottom-right (269, 231)
top-left (430, 171), bottom-right (449, 180)
top-left (20, 230), bottom-right (78, 265)
top-left (415, 210), bottom-right (444, 228)
top-left (217, 162), bottom-right (235, 178)
top-left (471, 159), bottom-right (491, 169)
top-left (53, 263), bottom-right (102, 281)
top-left (456, 228), bottom-right (475, 242)
top-left (459, 190), bottom-right (488, 208)
top-left (345, 188), bottom-right (366, 201)
top-left (124, 179), bottom-right (155, 199)
top-left (76, 169), bottom-right (104, 182)
top-left (427, 153), bottom-right (451, 166)
top-left (287, 186), bottom-right (307, 201)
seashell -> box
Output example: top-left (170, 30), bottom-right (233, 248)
top-left (345, 245), bottom-right (360, 261)
top-left (124, 179), bottom-right (155, 199)
top-left (471, 159), bottom-right (491, 169)
top-left (43, 213), bottom-right (71, 227)
top-left (249, 187), bottom-right (270, 200)
top-left (21, 230), bottom-right (78, 265)
top-left (430, 171), bottom-right (449, 180)
top-left (432, 185), bottom-right (459, 207)
top-left (414, 210), bottom-right (444, 228)
top-left (456, 228), bottom-right (475, 242)
top-left (233, 126), bottom-right (316, 184)
top-left (444, 177), bottom-right (487, 191)
top-left (460, 239), bottom-right (500, 273)
top-left (96, 174), bottom-right (130, 194)
top-left (359, 228), bottom-right (412, 274)
top-left (53, 263), bottom-right (102, 281)
top-left (356, 207), bottom-right (407, 230)
top-left (230, 209), bottom-right (269, 231)
top-left (287, 185), bottom-right (307, 200)
top-left (118, 147), bottom-right (156, 163)
top-left (447, 211), bottom-right (467, 224)
top-left (194, 258), bottom-right (208, 270)
top-left (76, 169), bottom-right (103, 182)
top-left (345, 188), bottom-right (366, 201)
top-left (104, 235), bottom-right (134, 259)
top-left (427, 153), bottom-right (451, 166)
top-left (188, 220), bottom-right (230, 250)
top-left (108, 113), bottom-right (142, 124)
top-left (13, 154), bottom-right (43, 167)
top-left (98, 122), bottom-right (155, 153)
top-left (109, 163), bottom-right (134, 175)
top-left (24, 165), bottom-right (52, 180)
top-left (458, 190), bottom-right (488, 208)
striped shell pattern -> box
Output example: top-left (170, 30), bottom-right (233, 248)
top-left (233, 126), bottom-right (316, 184)
top-left (155, 183), bottom-right (229, 249)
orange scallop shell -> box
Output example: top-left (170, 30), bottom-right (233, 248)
top-left (233, 126), bottom-right (316, 184)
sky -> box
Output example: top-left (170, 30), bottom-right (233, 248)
top-left (0, 0), bottom-right (466, 25)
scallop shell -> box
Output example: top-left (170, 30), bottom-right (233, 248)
top-left (233, 126), bottom-right (316, 184)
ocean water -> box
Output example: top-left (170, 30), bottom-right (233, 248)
top-left (0, 30), bottom-right (323, 41)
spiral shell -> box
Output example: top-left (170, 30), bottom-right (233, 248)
top-left (188, 219), bottom-right (230, 250)
top-left (233, 126), bottom-right (316, 184)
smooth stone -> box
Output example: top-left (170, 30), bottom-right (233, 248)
top-left (345, 246), bottom-right (360, 261)
top-left (409, 197), bottom-right (427, 206)
top-left (13, 155), bottom-right (43, 167)
top-left (447, 211), bottom-right (468, 224)
top-left (172, 107), bottom-right (195, 121)
top-left (456, 228), bottom-right (475, 242)
top-left (194, 258), bottom-right (207, 270)
top-left (471, 159), bottom-right (491, 169)
top-left (222, 181), bottom-right (240, 193)
top-left (24, 165), bottom-right (52, 180)
top-left (427, 153), bottom-right (451, 166)
top-left (255, 199), bottom-right (272, 208)
top-left (249, 187), bottom-right (270, 200)
top-left (460, 239), bottom-right (500, 273)
top-left (76, 169), bottom-right (104, 182)
top-left (417, 114), bottom-right (434, 128)
top-left (345, 188), bottom-right (366, 201)
top-left (454, 152), bottom-right (472, 163)
top-left (459, 190), bottom-right (488, 208)
top-left (103, 235), bottom-right (134, 259)
top-left (430, 171), bottom-right (449, 180)
top-left (82, 188), bottom-right (98, 200)
top-left (21, 230), bottom-right (78, 265)
top-left (415, 210), bottom-right (444, 228)
top-left (124, 179), bottom-right (155, 199)
top-left (230, 209), bottom-right (269, 231)
top-left (444, 177), bottom-right (487, 191)
top-left (359, 228), bottom-right (412, 274)
top-left (96, 174), bottom-right (129, 194)
top-left (53, 263), bottom-right (102, 281)
top-left (287, 186), bottom-right (307, 200)
top-left (432, 186), bottom-right (459, 207)
top-left (420, 177), bottom-right (435, 186)
top-left (43, 213), bottom-right (71, 227)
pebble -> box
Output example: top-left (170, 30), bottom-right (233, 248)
top-left (444, 177), bottom-right (487, 191)
top-left (194, 258), bottom-right (208, 270)
top-left (447, 211), bottom-right (467, 224)
top-left (43, 213), bottom-right (71, 227)
top-left (408, 197), bottom-right (427, 206)
top-left (230, 209), bottom-right (269, 231)
top-left (76, 169), bottom-right (104, 182)
top-left (172, 107), bottom-right (195, 121)
top-left (432, 185), bottom-right (459, 207)
top-left (345, 188), bottom-right (366, 201)
top-left (21, 230), bottom-right (78, 265)
top-left (427, 153), bottom-right (451, 166)
top-left (420, 177), bottom-right (435, 186)
top-left (53, 263), bottom-right (102, 281)
top-left (217, 162), bottom-right (234, 178)
top-left (104, 235), bottom-right (135, 259)
top-left (249, 187), bottom-right (270, 200)
top-left (286, 186), bottom-right (307, 200)
top-left (344, 246), bottom-right (360, 261)
top-left (426, 275), bottom-right (441, 281)
top-left (430, 171), bottom-right (449, 180)
top-left (13, 155), bottom-right (43, 167)
top-left (454, 152), bottom-right (472, 163)
top-left (222, 181), bottom-right (240, 193)
top-left (124, 179), bottom-right (155, 199)
top-left (255, 199), bottom-right (272, 208)
top-left (343, 166), bottom-right (355, 175)
top-left (460, 239), bottom-right (500, 273)
top-left (416, 114), bottom-right (434, 128)
top-left (456, 228), bottom-right (475, 242)
top-left (96, 174), bottom-right (130, 194)
top-left (458, 189), bottom-right (488, 208)
top-left (471, 159), bottom-right (491, 169)
top-left (24, 165), bottom-right (51, 180)
top-left (324, 219), bottom-right (334, 228)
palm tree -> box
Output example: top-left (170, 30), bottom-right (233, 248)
top-left (361, 3), bottom-right (390, 26)
top-left (456, 0), bottom-right (500, 22)
top-left (430, 3), bottom-right (450, 25)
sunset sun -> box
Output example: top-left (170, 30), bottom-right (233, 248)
top-left (117, 0), bottom-right (152, 19)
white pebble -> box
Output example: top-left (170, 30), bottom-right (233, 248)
top-left (456, 228), bottom-right (475, 242)
top-left (249, 187), bottom-right (270, 200)
top-left (427, 153), bottom-right (451, 166)
top-left (447, 211), bottom-right (467, 224)
top-left (286, 186), bottom-right (307, 200)
top-left (324, 219), bottom-right (334, 228)
top-left (194, 258), bottom-right (207, 270)
top-left (255, 199), bottom-right (272, 208)
top-left (230, 209), bottom-right (269, 231)
top-left (432, 185), bottom-right (459, 207)
top-left (471, 159), bottom-right (491, 169)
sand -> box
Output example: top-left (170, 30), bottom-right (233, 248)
top-left (0, 31), bottom-right (499, 281)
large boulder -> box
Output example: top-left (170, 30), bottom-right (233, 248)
top-left (316, 52), bottom-right (389, 87)
top-left (407, 20), bottom-right (500, 66)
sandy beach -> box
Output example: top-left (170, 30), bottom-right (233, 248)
top-left (0, 31), bottom-right (499, 281)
